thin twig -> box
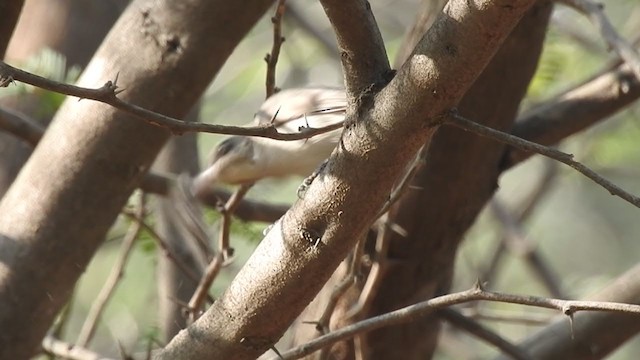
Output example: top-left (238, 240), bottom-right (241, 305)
top-left (42, 336), bottom-right (116, 360)
top-left (122, 210), bottom-right (205, 291)
top-left (265, 0), bottom-right (287, 98)
top-left (187, 253), bottom-right (224, 322)
top-left (0, 60), bottom-right (342, 140)
top-left (273, 282), bottom-right (640, 359)
top-left (76, 193), bottom-right (146, 347)
top-left (218, 183), bottom-right (253, 261)
top-left (448, 113), bottom-right (640, 208)
top-left (557, 0), bottom-right (640, 80)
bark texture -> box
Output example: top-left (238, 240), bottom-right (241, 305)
top-left (359, 2), bottom-right (553, 358)
top-left (157, 1), bottom-right (536, 359)
top-left (0, 0), bottom-right (273, 358)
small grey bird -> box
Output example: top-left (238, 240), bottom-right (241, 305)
top-left (192, 87), bottom-right (346, 196)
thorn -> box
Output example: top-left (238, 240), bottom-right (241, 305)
top-left (114, 72), bottom-right (120, 86)
top-left (270, 105), bottom-right (281, 124)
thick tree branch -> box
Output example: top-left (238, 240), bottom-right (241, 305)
top-left (0, 60), bottom-right (342, 141)
top-left (265, 0), bottom-right (287, 98)
top-left (319, 0), bottom-right (391, 103)
top-left (0, 0), bottom-right (275, 358)
top-left (156, 1), bottom-right (537, 359)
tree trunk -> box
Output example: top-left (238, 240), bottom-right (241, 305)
top-left (0, 0), bottom-right (273, 358)
top-left (359, 2), bottom-right (553, 359)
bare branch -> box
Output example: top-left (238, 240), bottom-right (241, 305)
top-left (0, 60), bottom-right (343, 141)
top-left (187, 253), bottom-right (224, 322)
top-left (449, 113), bottom-right (640, 208)
top-left (557, 0), bottom-right (640, 80)
top-left (319, 0), bottom-right (391, 102)
top-left (265, 0), bottom-right (287, 98)
top-left (276, 284), bottom-right (640, 359)
top-left (157, 2), bottom-right (539, 358)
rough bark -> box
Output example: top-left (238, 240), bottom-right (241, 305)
top-left (156, 1), bottom-right (536, 359)
top-left (359, 2), bottom-right (553, 359)
top-left (0, 0), bottom-right (273, 358)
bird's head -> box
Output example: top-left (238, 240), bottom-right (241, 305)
top-left (191, 136), bottom-right (259, 196)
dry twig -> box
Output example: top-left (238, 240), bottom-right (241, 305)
top-left (265, 0), bottom-right (287, 98)
top-left (274, 282), bottom-right (640, 359)
top-left (449, 113), bottom-right (640, 208)
top-left (0, 61), bottom-right (342, 140)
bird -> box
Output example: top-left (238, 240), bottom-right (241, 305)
top-left (191, 87), bottom-right (347, 197)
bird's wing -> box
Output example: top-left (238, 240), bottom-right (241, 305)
top-left (252, 87), bottom-right (347, 133)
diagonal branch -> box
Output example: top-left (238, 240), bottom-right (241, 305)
top-left (449, 113), bottom-right (640, 208)
top-left (265, 0), bottom-right (287, 98)
top-left (0, 60), bottom-right (342, 141)
top-left (276, 283), bottom-right (640, 359)
top-left (156, 1), bottom-right (539, 359)
top-left (319, 0), bottom-right (391, 102)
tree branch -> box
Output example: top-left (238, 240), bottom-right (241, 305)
top-left (0, 60), bottom-right (343, 141)
top-left (156, 1), bottom-right (538, 359)
top-left (276, 283), bottom-right (640, 359)
top-left (449, 113), bottom-right (640, 208)
top-left (319, 0), bottom-right (391, 102)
